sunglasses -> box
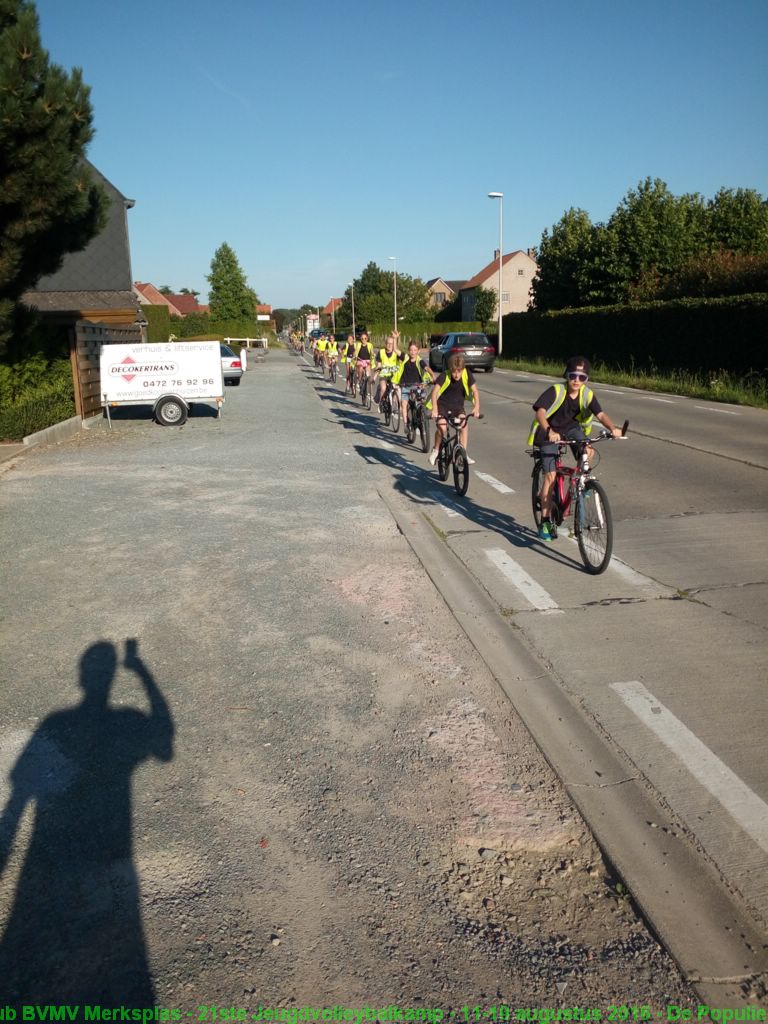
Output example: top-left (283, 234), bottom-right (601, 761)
top-left (567, 372), bottom-right (589, 382)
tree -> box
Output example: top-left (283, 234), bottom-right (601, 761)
top-left (530, 208), bottom-right (596, 311)
top-left (206, 243), bottom-right (256, 323)
top-left (0, 0), bottom-right (108, 348)
top-left (473, 286), bottom-right (497, 330)
top-left (708, 188), bottom-right (768, 254)
top-left (179, 287), bottom-right (200, 297)
top-left (335, 262), bottom-right (431, 328)
top-left (608, 178), bottom-right (708, 287)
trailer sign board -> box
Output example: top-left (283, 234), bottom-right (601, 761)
top-left (100, 342), bottom-right (223, 404)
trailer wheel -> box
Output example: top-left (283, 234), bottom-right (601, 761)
top-left (155, 396), bottom-right (188, 426)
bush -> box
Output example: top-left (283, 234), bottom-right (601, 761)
top-left (142, 304), bottom-right (171, 342)
top-left (503, 293), bottom-right (768, 377)
top-left (0, 380), bottom-right (75, 441)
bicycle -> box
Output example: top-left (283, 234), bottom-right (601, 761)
top-left (328, 356), bottom-right (338, 384)
top-left (434, 412), bottom-right (479, 496)
top-left (528, 421), bottom-right (629, 575)
top-left (359, 367), bottom-right (372, 410)
top-left (405, 385), bottom-right (431, 453)
top-left (379, 378), bottom-right (399, 431)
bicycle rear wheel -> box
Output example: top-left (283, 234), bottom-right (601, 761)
top-left (453, 446), bottom-right (469, 495)
top-left (576, 480), bottom-right (613, 574)
top-left (391, 395), bottom-right (400, 433)
top-left (365, 377), bottom-right (372, 410)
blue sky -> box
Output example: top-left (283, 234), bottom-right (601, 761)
top-left (35, 0), bottom-right (768, 309)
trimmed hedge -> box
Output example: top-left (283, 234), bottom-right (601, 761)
top-left (366, 320), bottom-right (482, 342)
top-left (0, 383), bottom-right (75, 441)
top-left (503, 293), bottom-right (768, 375)
top-left (142, 304), bottom-right (171, 342)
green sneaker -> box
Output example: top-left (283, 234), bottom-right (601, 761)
top-left (538, 520), bottom-right (553, 542)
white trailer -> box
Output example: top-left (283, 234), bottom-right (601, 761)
top-left (100, 341), bottom-right (224, 426)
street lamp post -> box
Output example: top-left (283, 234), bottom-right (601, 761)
top-left (330, 298), bottom-right (336, 334)
top-left (388, 256), bottom-right (398, 338)
top-left (488, 192), bottom-right (503, 358)
top-left (349, 282), bottom-right (356, 339)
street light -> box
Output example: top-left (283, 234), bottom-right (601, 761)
top-left (388, 256), bottom-right (397, 338)
top-left (349, 282), bottom-right (356, 339)
top-left (330, 297), bottom-right (336, 334)
top-left (488, 192), bottom-right (503, 358)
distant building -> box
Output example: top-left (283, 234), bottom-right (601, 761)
top-left (425, 278), bottom-right (466, 310)
top-left (460, 250), bottom-right (538, 321)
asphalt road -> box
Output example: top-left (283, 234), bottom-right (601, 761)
top-left (303, 355), bottom-right (768, 935)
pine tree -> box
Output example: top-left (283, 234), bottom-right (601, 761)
top-left (0, 0), bottom-right (108, 343)
top-left (206, 243), bottom-right (257, 323)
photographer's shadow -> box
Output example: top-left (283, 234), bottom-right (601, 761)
top-left (0, 640), bottom-right (174, 1007)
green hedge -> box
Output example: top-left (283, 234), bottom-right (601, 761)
top-left (503, 293), bottom-right (768, 375)
top-left (0, 382), bottom-right (75, 441)
top-left (142, 304), bottom-right (171, 342)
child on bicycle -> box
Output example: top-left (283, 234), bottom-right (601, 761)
top-left (392, 342), bottom-right (434, 426)
top-left (373, 334), bottom-right (403, 405)
top-left (428, 353), bottom-right (480, 466)
top-left (530, 355), bottom-right (622, 542)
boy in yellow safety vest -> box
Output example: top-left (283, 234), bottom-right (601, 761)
top-left (530, 356), bottom-right (622, 542)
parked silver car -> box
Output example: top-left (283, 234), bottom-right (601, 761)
top-left (220, 344), bottom-right (244, 386)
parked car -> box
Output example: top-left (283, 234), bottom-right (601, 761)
top-left (428, 332), bottom-right (496, 373)
top-left (220, 344), bottom-right (243, 386)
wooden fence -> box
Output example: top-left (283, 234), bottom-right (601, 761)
top-left (70, 321), bottom-right (141, 420)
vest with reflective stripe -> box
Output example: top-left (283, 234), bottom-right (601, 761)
top-left (427, 368), bottom-right (473, 410)
top-left (527, 384), bottom-right (594, 444)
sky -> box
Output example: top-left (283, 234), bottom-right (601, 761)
top-left (34, 0), bottom-right (768, 309)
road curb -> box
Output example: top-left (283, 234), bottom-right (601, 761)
top-left (376, 483), bottom-right (768, 1007)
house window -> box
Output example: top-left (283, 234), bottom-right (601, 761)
top-left (518, 269), bottom-right (525, 276)
top-left (501, 292), bottom-right (509, 302)
top-left (434, 292), bottom-right (445, 305)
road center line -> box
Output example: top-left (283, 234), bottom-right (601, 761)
top-left (645, 397), bottom-right (675, 404)
top-left (610, 681), bottom-right (768, 854)
top-left (485, 548), bottom-right (561, 612)
top-left (475, 472), bottom-right (515, 494)
top-left (694, 406), bottom-right (739, 415)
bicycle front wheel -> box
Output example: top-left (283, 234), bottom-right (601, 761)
top-left (419, 411), bottom-right (431, 453)
top-left (437, 443), bottom-right (449, 481)
top-left (531, 461), bottom-right (543, 528)
top-left (453, 446), bottom-right (469, 496)
top-left (365, 378), bottom-right (372, 410)
top-left (391, 396), bottom-right (400, 433)
top-left (576, 481), bottom-right (613, 574)
top-left (405, 409), bottom-right (415, 444)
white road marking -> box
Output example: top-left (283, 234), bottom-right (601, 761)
top-left (379, 440), bottom-right (395, 450)
top-left (601, 390), bottom-right (625, 395)
top-left (496, 369), bottom-right (510, 375)
top-left (475, 472), bottom-right (515, 494)
top-left (563, 537), bottom-right (663, 592)
top-left (485, 548), bottom-right (561, 612)
top-left (695, 406), bottom-right (739, 415)
top-left (610, 681), bottom-right (768, 855)
top-left (645, 397), bottom-right (675, 404)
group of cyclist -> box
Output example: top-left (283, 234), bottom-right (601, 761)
top-left (297, 333), bottom-right (624, 544)
top-left (304, 330), bottom-right (482, 467)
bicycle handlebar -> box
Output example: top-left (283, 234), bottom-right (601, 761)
top-left (527, 420), bottom-right (629, 455)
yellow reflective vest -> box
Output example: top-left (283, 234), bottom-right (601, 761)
top-left (426, 368), bottom-right (473, 410)
top-left (527, 384), bottom-right (594, 445)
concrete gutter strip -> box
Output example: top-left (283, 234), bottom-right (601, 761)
top-left (377, 484), bottom-right (768, 1008)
